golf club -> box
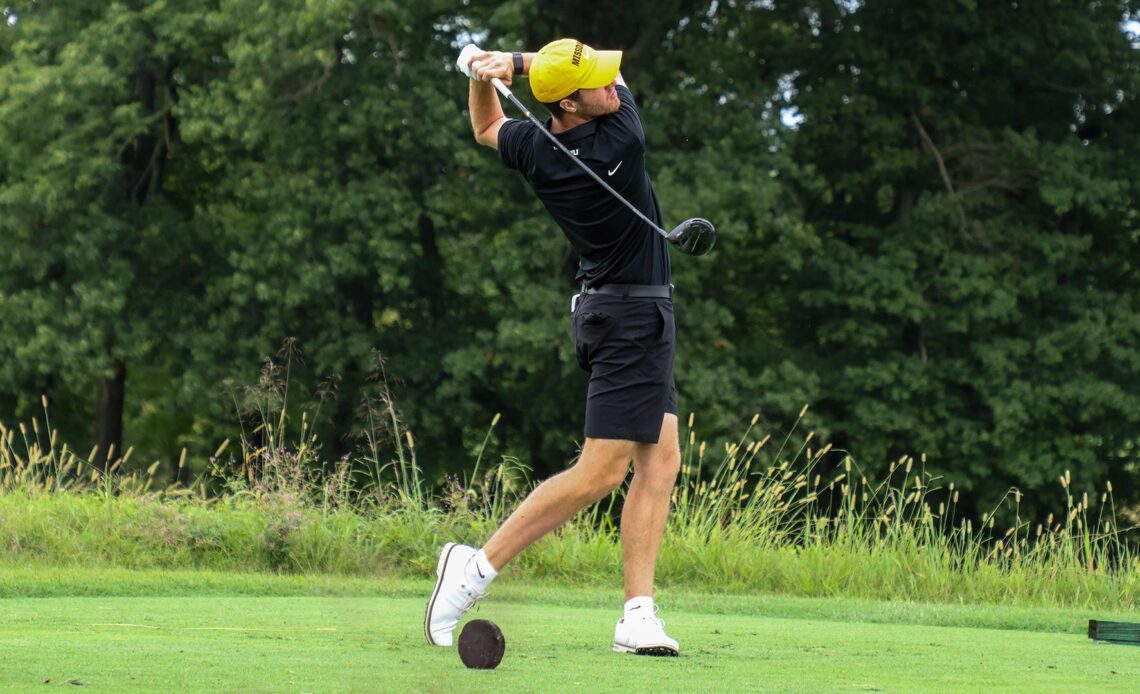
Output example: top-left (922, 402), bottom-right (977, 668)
top-left (489, 77), bottom-right (716, 256)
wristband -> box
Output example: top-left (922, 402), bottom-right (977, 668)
top-left (513, 52), bottom-right (524, 76)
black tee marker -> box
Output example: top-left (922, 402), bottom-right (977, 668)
top-left (458, 619), bottom-right (505, 669)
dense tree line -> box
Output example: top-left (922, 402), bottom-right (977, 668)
top-left (2, 1), bottom-right (1138, 521)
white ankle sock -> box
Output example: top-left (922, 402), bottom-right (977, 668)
top-left (624, 596), bottom-right (654, 616)
top-left (465, 548), bottom-right (498, 589)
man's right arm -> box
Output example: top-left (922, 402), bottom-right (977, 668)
top-left (467, 51), bottom-right (537, 148)
top-left (470, 80), bottom-right (507, 148)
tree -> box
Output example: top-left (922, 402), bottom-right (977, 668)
top-left (766, 0), bottom-right (1140, 513)
top-left (2, 1), bottom-right (1137, 520)
top-left (0, 1), bottom-right (219, 466)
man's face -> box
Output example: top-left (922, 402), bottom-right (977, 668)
top-left (569, 81), bottom-right (619, 118)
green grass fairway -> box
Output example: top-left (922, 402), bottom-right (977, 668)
top-left (2, 580), bottom-right (1138, 692)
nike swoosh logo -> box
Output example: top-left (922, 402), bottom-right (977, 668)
top-left (607, 161), bottom-right (623, 176)
top-left (476, 565), bottom-right (485, 579)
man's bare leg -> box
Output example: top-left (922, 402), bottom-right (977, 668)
top-left (620, 413), bottom-right (681, 600)
top-left (482, 436), bottom-right (636, 570)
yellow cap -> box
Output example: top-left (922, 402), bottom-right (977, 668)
top-left (529, 38), bottom-right (622, 103)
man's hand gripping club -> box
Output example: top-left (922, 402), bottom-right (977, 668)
top-left (456, 45), bottom-right (515, 85)
top-left (457, 44), bottom-right (515, 147)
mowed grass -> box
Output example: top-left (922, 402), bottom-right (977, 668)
top-left (1, 569), bottom-right (1138, 692)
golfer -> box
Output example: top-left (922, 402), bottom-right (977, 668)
top-left (425, 38), bottom-right (680, 656)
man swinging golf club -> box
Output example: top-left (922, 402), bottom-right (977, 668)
top-left (426, 38), bottom-right (711, 657)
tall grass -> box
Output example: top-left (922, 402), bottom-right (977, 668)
top-left (652, 410), bottom-right (1139, 606)
top-left (2, 383), bottom-right (1137, 609)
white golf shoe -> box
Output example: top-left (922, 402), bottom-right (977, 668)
top-left (613, 606), bottom-right (680, 656)
top-left (424, 543), bottom-right (485, 646)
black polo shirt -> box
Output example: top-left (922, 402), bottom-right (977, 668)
top-left (498, 85), bottom-right (670, 288)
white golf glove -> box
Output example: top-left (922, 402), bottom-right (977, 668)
top-left (456, 44), bottom-right (482, 79)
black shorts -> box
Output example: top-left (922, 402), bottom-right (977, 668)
top-left (571, 292), bottom-right (678, 444)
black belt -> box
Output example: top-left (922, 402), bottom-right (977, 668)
top-left (581, 283), bottom-right (673, 298)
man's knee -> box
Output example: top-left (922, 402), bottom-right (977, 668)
top-left (576, 439), bottom-right (633, 494)
top-left (636, 445), bottom-right (681, 488)
top-left (661, 447), bottom-right (681, 480)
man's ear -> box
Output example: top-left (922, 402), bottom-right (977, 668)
top-left (560, 96), bottom-right (578, 114)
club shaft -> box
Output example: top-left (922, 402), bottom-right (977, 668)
top-left (489, 78), bottom-right (669, 239)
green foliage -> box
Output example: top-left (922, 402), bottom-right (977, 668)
top-left (1, 1), bottom-right (1138, 518)
top-left (2, 408), bottom-right (1136, 609)
top-left (696, 0), bottom-right (1140, 512)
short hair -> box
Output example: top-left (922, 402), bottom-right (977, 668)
top-left (542, 89), bottom-right (581, 118)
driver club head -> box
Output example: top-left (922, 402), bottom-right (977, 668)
top-left (665, 217), bottom-right (717, 256)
